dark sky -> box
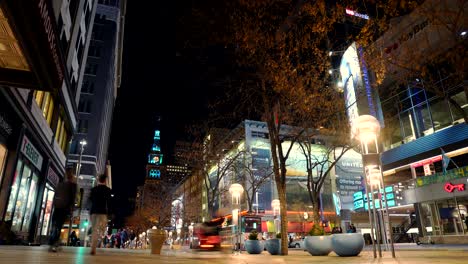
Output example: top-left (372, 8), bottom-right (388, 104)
top-left (107, 1), bottom-right (227, 221)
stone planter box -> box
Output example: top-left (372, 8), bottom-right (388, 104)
top-left (265, 238), bottom-right (281, 255)
top-left (304, 235), bottom-right (332, 256)
top-left (245, 240), bottom-right (263, 254)
top-left (147, 229), bottom-right (166, 254)
top-left (331, 233), bottom-right (364, 256)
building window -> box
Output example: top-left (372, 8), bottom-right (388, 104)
top-left (85, 63), bottom-right (98, 75)
top-left (82, 79), bottom-right (95, 94)
top-left (55, 115), bottom-right (69, 153)
top-left (78, 98), bottom-right (92, 113)
top-left (33, 91), bottom-right (54, 126)
top-left (88, 45), bottom-right (101, 57)
top-left (78, 119), bottom-right (89, 134)
top-left (449, 90), bottom-right (468, 123)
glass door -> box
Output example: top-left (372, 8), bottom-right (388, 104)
top-left (21, 172), bottom-right (38, 232)
top-left (11, 163), bottom-right (32, 231)
top-left (36, 184), bottom-right (55, 237)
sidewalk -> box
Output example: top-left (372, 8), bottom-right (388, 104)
top-left (0, 244), bottom-right (468, 263)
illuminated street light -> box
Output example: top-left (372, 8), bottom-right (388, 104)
top-left (353, 115), bottom-right (395, 259)
top-left (229, 183), bottom-right (244, 254)
top-left (271, 199), bottom-right (281, 234)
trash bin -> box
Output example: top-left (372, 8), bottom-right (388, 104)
top-left (147, 228), bottom-right (166, 254)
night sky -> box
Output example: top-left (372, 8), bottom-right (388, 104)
top-left (108, 1), bottom-right (228, 223)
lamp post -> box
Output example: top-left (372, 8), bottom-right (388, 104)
top-left (271, 199), bottom-right (280, 235)
top-left (67, 139), bottom-right (87, 246)
top-left (229, 183), bottom-right (244, 255)
top-left (353, 115), bottom-right (395, 258)
top-left (303, 212), bottom-right (309, 235)
top-left (76, 139), bottom-right (87, 178)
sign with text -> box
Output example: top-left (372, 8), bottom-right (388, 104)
top-left (21, 136), bottom-right (43, 170)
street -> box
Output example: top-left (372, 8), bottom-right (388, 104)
top-left (1, 244), bottom-right (468, 264)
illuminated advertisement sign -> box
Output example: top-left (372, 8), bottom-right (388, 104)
top-left (345, 9), bottom-right (370, 20)
top-left (340, 43), bottom-right (361, 129)
top-left (340, 43), bottom-right (383, 134)
top-left (353, 187), bottom-right (396, 211)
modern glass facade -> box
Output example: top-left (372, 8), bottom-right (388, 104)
top-left (380, 75), bottom-right (467, 151)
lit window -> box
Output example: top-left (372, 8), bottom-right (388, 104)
top-left (34, 91), bottom-right (54, 126)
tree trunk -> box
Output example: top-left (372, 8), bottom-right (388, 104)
top-left (311, 192), bottom-right (321, 225)
top-left (278, 182), bottom-right (288, 255)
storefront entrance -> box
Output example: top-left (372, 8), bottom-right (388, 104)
top-left (420, 197), bottom-right (468, 237)
top-left (4, 159), bottom-right (39, 236)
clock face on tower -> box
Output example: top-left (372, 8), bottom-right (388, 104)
top-left (148, 154), bottom-right (163, 165)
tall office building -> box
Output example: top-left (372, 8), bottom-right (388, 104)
top-left (66, 0), bottom-right (126, 243)
top-left (0, 0), bottom-right (97, 243)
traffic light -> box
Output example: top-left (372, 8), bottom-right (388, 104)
top-left (83, 219), bottom-right (89, 227)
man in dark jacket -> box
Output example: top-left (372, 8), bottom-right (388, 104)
top-left (49, 167), bottom-right (77, 252)
top-left (89, 174), bottom-right (112, 255)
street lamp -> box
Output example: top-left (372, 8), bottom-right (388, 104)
top-left (271, 199), bottom-right (280, 234)
top-left (353, 115), bottom-right (395, 259)
top-left (229, 183), bottom-right (244, 254)
top-left (76, 139), bottom-right (87, 178)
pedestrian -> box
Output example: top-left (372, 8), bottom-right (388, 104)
top-left (89, 174), bottom-right (112, 255)
top-left (48, 167), bottom-right (77, 252)
top-left (70, 231), bottom-right (78, 246)
top-left (349, 223), bottom-right (357, 233)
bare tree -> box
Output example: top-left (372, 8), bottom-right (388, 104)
top-left (238, 151), bottom-right (274, 213)
top-left (298, 133), bottom-right (354, 224)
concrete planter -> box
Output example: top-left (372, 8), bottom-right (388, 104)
top-left (265, 238), bottom-right (281, 255)
top-left (304, 235), bottom-right (332, 256)
top-left (331, 233), bottom-right (364, 256)
top-left (245, 240), bottom-right (263, 254)
top-left (147, 229), bottom-right (166, 254)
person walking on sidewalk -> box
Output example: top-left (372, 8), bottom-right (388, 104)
top-left (48, 167), bottom-right (77, 252)
top-left (89, 174), bottom-right (112, 255)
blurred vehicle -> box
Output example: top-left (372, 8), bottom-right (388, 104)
top-left (192, 219), bottom-right (224, 250)
top-left (288, 238), bottom-right (305, 248)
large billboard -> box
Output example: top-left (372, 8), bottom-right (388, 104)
top-left (340, 43), bottom-right (383, 131)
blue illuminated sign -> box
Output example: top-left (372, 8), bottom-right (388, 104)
top-left (353, 191), bottom-right (363, 201)
top-left (353, 187), bottom-right (396, 211)
top-left (354, 200), bottom-right (364, 209)
top-left (149, 169), bottom-right (161, 179)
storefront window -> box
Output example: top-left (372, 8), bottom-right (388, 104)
top-left (0, 144), bottom-right (7, 187)
top-left (11, 164), bottom-right (32, 231)
top-left (5, 158), bottom-right (40, 233)
top-left (5, 160), bottom-right (23, 221)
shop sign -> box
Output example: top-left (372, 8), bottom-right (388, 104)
top-left (416, 166), bottom-right (468, 187)
top-left (411, 156), bottom-right (442, 168)
top-left (21, 136), bottom-right (43, 170)
top-left (443, 182), bottom-right (465, 193)
top-left (47, 167), bottom-right (59, 188)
